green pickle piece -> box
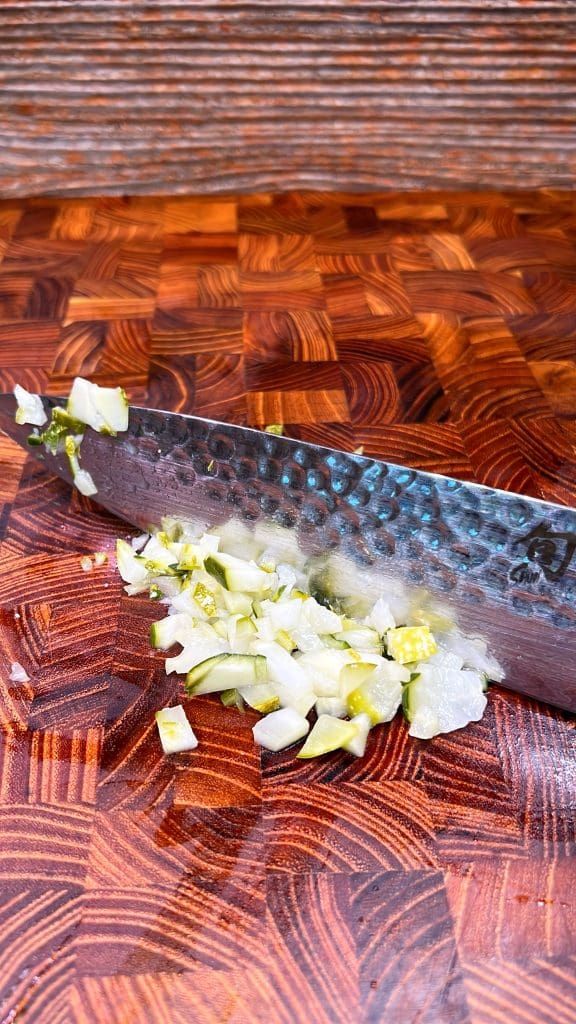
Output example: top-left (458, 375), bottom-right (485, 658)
top-left (297, 715), bottom-right (358, 759)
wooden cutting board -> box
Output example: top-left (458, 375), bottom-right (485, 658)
top-left (0, 192), bottom-right (574, 1024)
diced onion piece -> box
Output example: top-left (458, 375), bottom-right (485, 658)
top-left (165, 638), bottom-right (227, 676)
top-left (364, 597), bottom-right (395, 634)
top-left (13, 384), bottom-right (47, 427)
top-left (222, 590), bottom-right (253, 616)
top-left (297, 715), bottom-right (358, 759)
top-left (252, 707), bottom-right (309, 751)
top-left (130, 533), bottom-right (150, 552)
top-left (346, 661), bottom-right (406, 725)
top-left (240, 683), bottom-right (281, 714)
top-left (439, 631), bottom-right (505, 682)
top-left (80, 556), bottom-right (93, 572)
top-left (340, 661), bottom-right (380, 697)
top-left (67, 377), bottom-right (129, 435)
top-left (205, 552), bottom-right (270, 594)
top-left (404, 665), bottom-right (487, 739)
top-left (427, 649), bottom-right (464, 672)
top-left (314, 696), bottom-right (348, 718)
top-left (64, 433), bottom-right (97, 497)
top-left (253, 523), bottom-right (307, 569)
top-left (155, 705), bottom-right (198, 753)
top-left (263, 598), bottom-right (302, 633)
top-left (253, 641), bottom-right (316, 716)
top-left (296, 648), bottom-right (355, 698)
top-left (73, 468), bottom-right (98, 497)
top-left (150, 612), bottom-right (197, 650)
top-left (186, 653), bottom-right (267, 695)
top-left (124, 582), bottom-right (149, 597)
top-left (220, 688), bottom-right (244, 710)
top-left (290, 613), bottom-right (327, 652)
top-left (334, 626), bottom-right (381, 652)
top-left (93, 552), bottom-right (108, 566)
top-left (116, 539), bottom-right (149, 585)
top-left (343, 713), bottom-right (372, 757)
top-left (300, 598), bottom-right (342, 635)
top-left (9, 661), bottom-right (30, 683)
top-left (211, 522), bottom-right (259, 563)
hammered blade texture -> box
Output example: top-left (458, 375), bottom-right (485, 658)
top-left (5, 395), bottom-right (575, 709)
top-left (113, 406), bottom-right (576, 615)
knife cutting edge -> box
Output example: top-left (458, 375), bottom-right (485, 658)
top-left (0, 393), bottom-right (575, 712)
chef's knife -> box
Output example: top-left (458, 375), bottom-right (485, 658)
top-left (1, 394), bottom-right (575, 712)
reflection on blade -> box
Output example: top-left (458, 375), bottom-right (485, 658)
top-left (0, 393), bottom-right (575, 711)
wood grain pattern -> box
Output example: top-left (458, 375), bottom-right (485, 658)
top-left (0, 190), bottom-right (575, 1023)
top-left (2, 3), bottom-right (576, 197)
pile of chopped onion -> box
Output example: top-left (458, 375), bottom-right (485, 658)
top-left (13, 377), bottom-right (504, 759)
top-left (115, 519), bottom-right (504, 758)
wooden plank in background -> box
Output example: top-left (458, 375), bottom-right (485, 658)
top-left (1, 2), bottom-right (576, 196)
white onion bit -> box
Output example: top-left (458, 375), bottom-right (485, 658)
top-left (9, 662), bottom-right (30, 684)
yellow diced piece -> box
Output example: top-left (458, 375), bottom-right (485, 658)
top-left (193, 582), bottom-right (217, 617)
top-left (254, 697), bottom-right (280, 714)
top-left (179, 544), bottom-right (200, 570)
top-left (240, 682), bottom-right (280, 714)
top-left (297, 715), bottom-right (357, 759)
top-left (346, 670), bottom-right (403, 726)
top-left (386, 625), bottom-right (437, 665)
top-left (275, 629), bottom-right (295, 652)
top-left (64, 434), bottom-right (77, 458)
top-left (159, 720), bottom-right (180, 741)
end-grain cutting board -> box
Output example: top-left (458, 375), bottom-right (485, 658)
top-left (0, 192), bottom-right (574, 1024)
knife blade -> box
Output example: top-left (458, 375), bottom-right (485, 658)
top-left (1, 393), bottom-right (575, 712)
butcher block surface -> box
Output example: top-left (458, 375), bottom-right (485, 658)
top-left (0, 191), bottom-right (574, 1023)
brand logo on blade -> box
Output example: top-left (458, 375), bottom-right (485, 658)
top-left (510, 523), bottom-right (576, 584)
